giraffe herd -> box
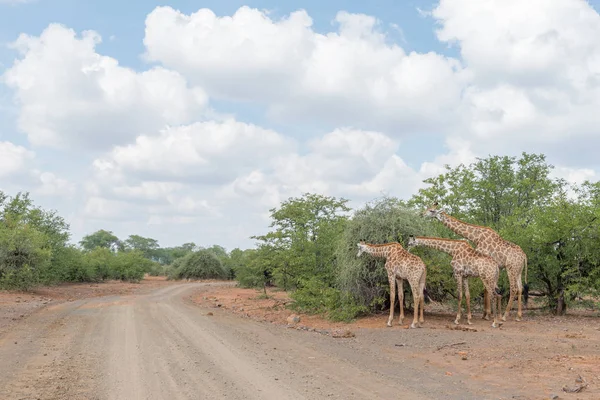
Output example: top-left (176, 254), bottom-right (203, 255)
top-left (356, 202), bottom-right (529, 329)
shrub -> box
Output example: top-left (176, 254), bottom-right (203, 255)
top-left (334, 196), bottom-right (438, 317)
top-left (0, 219), bottom-right (52, 290)
top-left (82, 247), bottom-right (114, 281)
top-left (110, 251), bottom-right (147, 282)
top-left (45, 245), bottom-right (91, 283)
top-left (290, 277), bottom-right (368, 322)
top-left (169, 249), bottom-right (228, 280)
top-left (147, 264), bottom-right (167, 276)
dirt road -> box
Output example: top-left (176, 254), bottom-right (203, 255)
top-left (0, 282), bottom-right (553, 399)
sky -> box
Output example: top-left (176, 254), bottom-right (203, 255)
top-left (1, 0), bottom-right (600, 251)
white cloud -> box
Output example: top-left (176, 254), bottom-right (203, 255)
top-left (3, 2), bottom-right (600, 250)
top-left (0, 141), bottom-right (76, 201)
top-left (94, 118), bottom-right (294, 183)
top-left (34, 171), bottom-right (76, 197)
top-left (418, 137), bottom-right (477, 177)
top-left (552, 166), bottom-right (597, 185)
top-left (0, 141), bottom-right (34, 178)
top-left (433, 0), bottom-right (600, 88)
top-left (432, 0), bottom-right (600, 163)
top-left (86, 126), bottom-right (425, 230)
top-left (2, 23), bottom-right (207, 150)
top-left (141, 2), bottom-right (599, 167)
top-left (83, 196), bottom-right (131, 221)
top-left (217, 128), bottom-right (427, 210)
top-left (143, 6), bottom-right (466, 134)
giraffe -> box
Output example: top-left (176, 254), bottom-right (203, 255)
top-left (423, 202), bottom-right (529, 322)
top-left (356, 242), bottom-right (427, 329)
top-left (406, 235), bottom-right (503, 328)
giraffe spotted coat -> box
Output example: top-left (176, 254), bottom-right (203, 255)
top-left (407, 236), bottom-right (503, 328)
top-left (357, 242), bottom-right (427, 329)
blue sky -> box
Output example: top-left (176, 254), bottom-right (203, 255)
top-left (0, 0), bottom-right (452, 167)
top-left (0, 1), bottom-right (449, 67)
top-left (1, 0), bottom-right (600, 249)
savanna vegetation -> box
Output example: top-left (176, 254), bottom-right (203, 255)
top-left (0, 191), bottom-right (234, 291)
top-left (234, 152), bottom-right (600, 320)
top-left (2, 152), bottom-right (599, 321)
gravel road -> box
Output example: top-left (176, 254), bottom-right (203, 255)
top-left (0, 282), bottom-right (528, 400)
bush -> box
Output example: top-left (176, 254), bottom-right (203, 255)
top-left (147, 264), bottom-right (167, 276)
top-left (290, 277), bottom-right (368, 322)
top-left (166, 256), bottom-right (187, 280)
top-left (168, 249), bottom-right (228, 280)
top-left (110, 251), bottom-right (147, 282)
top-left (0, 218), bottom-right (52, 290)
top-left (334, 196), bottom-right (438, 317)
top-left (45, 245), bottom-right (90, 283)
top-left (82, 247), bottom-right (114, 281)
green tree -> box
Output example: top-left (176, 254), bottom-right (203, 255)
top-left (510, 180), bottom-right (600, 314)
top-left (79, 230), bottom-right (122, 252)
top-left (410, 152), bottom-right (556, 231)
top-left (0, 216), bottom-right (52, 290)
top-left (251, 193), bottom-right (350, 290)
top-left (409, 153), bottom-right (599, 314)
top-left (124, 235), bottom-right (160, 260)
top-left (0, 191), bottom-right (67, 289)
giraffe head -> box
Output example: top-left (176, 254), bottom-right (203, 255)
top-left (356, 242), bottom-right (368, 257)
top-left (406, 235), bottom-right (417, 250)
top-left (423, 202), bottom-right (444, 220)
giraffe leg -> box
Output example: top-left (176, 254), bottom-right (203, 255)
top-left (454, 275), bottom-right (463, 325)
top-left (484, 281), bottom-right (503, 328)
top-left (516, 274), bottom-right (523, 322)
top-left (464, 279), bottom-right (473, 325)
top-left (410, 282), bottom-right (421, 329)
top-left (418, 271), bottom-right (426, 324)
top-left (396, 278), bottom-right (404, 325)
top-left (502, 278), bottom-right (516, 322)
top-left (419, 294), bottom-right (425, 324)
top-left (482, 288), bottom-right (491, 320)
top-left (387, 273), bottom-right (396, 327)
top-left (496, 291), bottom-right (503, 327)
top-left (491, 285), bottom-right (499, 328)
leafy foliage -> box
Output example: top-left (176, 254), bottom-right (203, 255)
top-left (244, 152), bottom-right (600, 319)
top-left (334, 196), bottom-right (442, 317)
top-left (248, 193), bottom-right (350, 290)
top-left (409, 152), bottom-right (598, 313)
top-left (168, 249), bottom-right (229, 280)
top-left (0, 191), bottom-right (168, 289)
top-left (79, 230), bottom-right (122, 252)
top-left (124, 235), bottom-right (160, 260)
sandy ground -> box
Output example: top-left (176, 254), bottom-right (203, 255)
top-left (0, 276), bottom-right (173, 337)
top-left (0, 279), bottom-right (597, 400)
top-left (194, 285), bottom-right (600, 400)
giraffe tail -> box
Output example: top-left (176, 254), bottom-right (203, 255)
top-left (523, 257), bottom-right (529, 306)
top-left (423, 287), bottom-right (432, 304)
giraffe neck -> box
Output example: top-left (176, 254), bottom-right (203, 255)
top-left (437, 212), bottom-right (484, 243)
top-left (412, 236), bottom-right (466, 256)
top-left (362, 243), bottom-right (398, 258)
